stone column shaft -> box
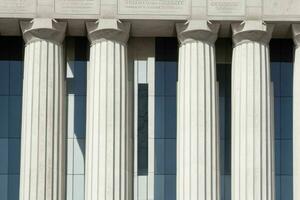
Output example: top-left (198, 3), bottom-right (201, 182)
top-left (85, 19), bottom-right (133, 200)
top-left (19, 18), bottom-right (67, 200)
top-left (231, 20), bottom-right (275, 200)
top-left (176, 20), bottom-right (220, 200)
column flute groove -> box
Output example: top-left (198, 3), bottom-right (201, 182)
top-left (176, 20), bottom-right (220, 200)
top-left (19, 18), bottom-right (67, 200)
top-left (231, 20), bottom-right (275, 200)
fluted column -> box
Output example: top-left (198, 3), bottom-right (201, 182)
top-left (85, 19), bottom-right (133, 200)
top-left (293, 24), bottom-right (300, 200)
top-left (176, 20), bottom-right (220, 200)
top-left (231, 21), bottom-right (275, 200)
top-left (19, 19), bottom-right (67, 200)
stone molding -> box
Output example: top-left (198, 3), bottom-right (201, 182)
top-left (176, 20), bottom-right (220, 45)
top-left (231, 20), bottom-right (274, 46)
top-left (86, 19), bottom-right (131, 45)
top-left (20, 18), bottom-right (67, 44)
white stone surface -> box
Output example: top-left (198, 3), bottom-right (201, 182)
top-left (176, 20), bottom-right (220, 200)
top-left (264, 0), bottom-right (300, 17)
top-left (208, 0), bottom-right (245, 16)
top-left (129, 37), bottom-right (156, 200)
top-left (84, 19), bottom-right (133, 200)
top-left (293, 24), bottom-right (300, 200)
top-left (55, 0), bottom-right (100, 15)
top-left (19, 18), bottom-right (67, 200)
top-left (231, 20), bottom-right (275, 200)
top-left (118, 0), bottom-right (191, 15)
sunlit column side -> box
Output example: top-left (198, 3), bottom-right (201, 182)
top-left (85, 19), bottom-right (133, 200)
top-left (176, 20), bottom-right (220, 200)
top-left (231, 20), bottom-right (275, 200)
top-left (19, 18), bottom-right (67, 200)
top-left (292, 24), bottom-right (300, 200)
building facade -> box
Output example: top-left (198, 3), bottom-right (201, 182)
top-left (0, 0), bottom-right (299, 199)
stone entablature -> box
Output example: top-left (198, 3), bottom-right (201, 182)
top-left (0, 0), bottom-right (300, 20)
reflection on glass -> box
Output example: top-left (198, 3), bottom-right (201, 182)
top-left (0, 37), bottom-right (23, 200)
top-left (66, 37), bottom-right (88, 200)
top-left (270, 39), bottom-right (293, 200)
top-left (154, 37), bottom-right (177, 199)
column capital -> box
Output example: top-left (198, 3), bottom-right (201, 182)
top-left (231, 20), bottom-right (274, 46)
top-left (20, 18), bottom-right (67, 44)
top-left (176, 20), bottom-right (220, 45)
top-left (292, 24), bottom-right (300, 48)
top-left (86, 19), bottom-right (131, 45)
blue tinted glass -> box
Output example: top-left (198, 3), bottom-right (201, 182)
top-left (271, 62), bottom-right (281, 97)
top-left (66, 37), bottom-right (88, 200)
top-left (0, 61), bottom-right (9, 95)
top-left (0, 96), bottom-right (9, 138)
top-left (155, 139), bottom-right (165, 175)
top-left (274, 97), bottom-right (281, 139)
top-left (8, 175), bottom-right (19, 200)
top-left (8, 96), bottom-right (22, 138)
top-left (280, 62), bottom-right (293, 97)
top-left (164, 175), bottom-right (176, 200)
top-left (0, 139), bottom-right (8, 173)
top-left (165, 139), bottom-right (176, 174)
top-left (281, 176), bottom-right (293, 200)
top-left (8, 139), bottom-right (20, 174)
top-left (0, 37), bottom-right (23, 200)
top-left (9, 61), bottom-right (23, 95)
top-left (154, 175), bottom-right (165, 199)
top-left (74, 96), bottom-right (86, 139)
top-left (138, 84), bottom-right (148, 175)
top-left (280, 140), bottom-right (293, 175)
top-left (164, 97), bottom-right (176, 139)
top-left (154, 38), bottom-right (177, 198)
top-left (270, 39), bottom-right (294, 200)
top-left (280, 97), bottom-right (292, 139)
top-left (0, 175), bottom-right (8, 200)
top-left (216, 39), bottom-right (232, 200)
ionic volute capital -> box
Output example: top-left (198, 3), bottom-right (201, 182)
top-left (20, 18), bottom-right (67, 44)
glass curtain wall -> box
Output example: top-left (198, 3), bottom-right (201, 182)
top-left (0, 37), bottom-right (24, 200)
top-left (270, 39), bottom-right (294, 200)
top-left (65, 37), bottom-right (88, 200)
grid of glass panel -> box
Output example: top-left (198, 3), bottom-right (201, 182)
top-left (66, 37), bottom-right (88, 200)
top-left (0, 37), bottom-right (23, 200)
top-left (270, 39), bottom-right (294, 200)
top-left (154, 38), bottom-right (177, 200)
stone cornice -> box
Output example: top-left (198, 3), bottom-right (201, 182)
top-left (86, 19), bottom-right (131, 45)
top-left (20, 18), bottom-right (67, 44)
top-left (176, 20), bottom-right (220, 45)
top-left (232, 20), bottom-right (274, 46)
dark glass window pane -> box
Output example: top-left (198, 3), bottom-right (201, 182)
top-left (216, 39), bottom-right (232, 200)
top-left (138, 84), bottom-right (148, 175)
top-left (270, 39), bottom-right (294, 200)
